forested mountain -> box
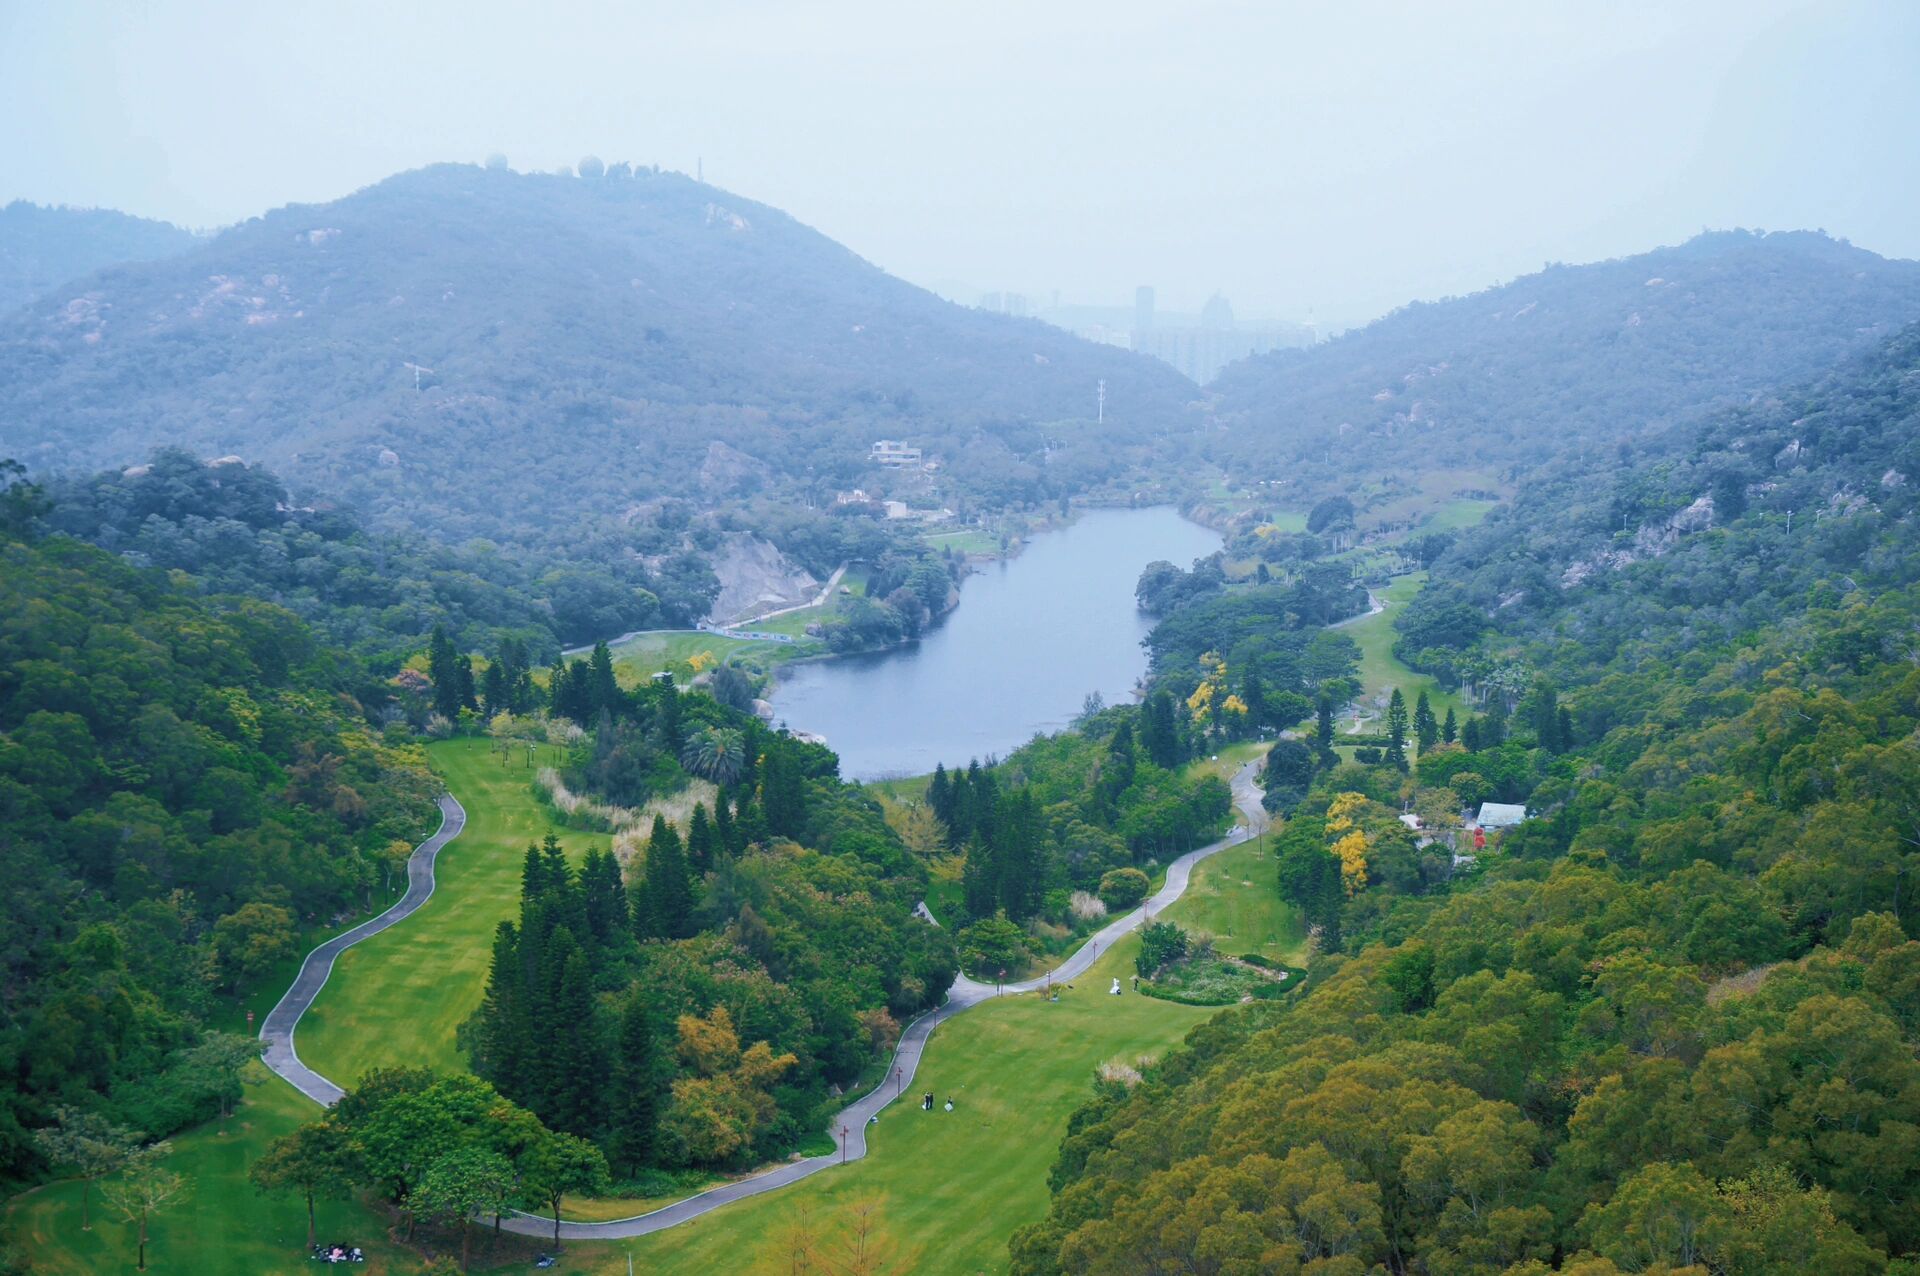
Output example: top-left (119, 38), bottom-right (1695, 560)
top-left (0, 500), bottom-right (441, 1181)
top-left (0, 202), bottom-right (197, 316)
top-left (1204, 230), bottom-right (1920, 490)
top-left (1012, 325), bottom-right (1920, 1274)
top-left (39, 448), bottom-right (715, 667)
top-left (0, 163), bottom-right (1196, 547)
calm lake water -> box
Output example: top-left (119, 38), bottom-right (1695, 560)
top-left (771, 506), bottom-right (1222, 781)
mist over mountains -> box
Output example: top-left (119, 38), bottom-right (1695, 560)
top-left (1204, 229), bottom-right (1920, 486)
top-left (0, 200), bottom-right (197, 315)
top-left (0, 163), bottom-right (1194, 546)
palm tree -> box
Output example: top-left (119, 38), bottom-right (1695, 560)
top-left (681, 726), bottom-right (747, 785)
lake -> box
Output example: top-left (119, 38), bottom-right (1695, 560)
top-left (771, 506), bottom-right (1222, 780)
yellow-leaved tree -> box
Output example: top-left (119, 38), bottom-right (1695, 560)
top-left (1326, 792), bottom-right (1370, 895)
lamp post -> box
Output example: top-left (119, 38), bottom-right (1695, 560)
top-left (839, 1124), bottom-right (850, 1163)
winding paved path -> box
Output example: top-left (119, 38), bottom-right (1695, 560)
top-left (258, 794), bottom-right (465, 1105)
top-left (258, 762), bottom-right (1265, 1241)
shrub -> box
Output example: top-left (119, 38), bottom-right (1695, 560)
top-left (1136, 922), bottom-right (1189, 978)
top-left (1098, 867), bottom-right (1150, 912)
top-left (1068, 890), bottom-right (1108, 922)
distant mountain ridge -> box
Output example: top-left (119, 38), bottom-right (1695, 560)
top-left (0, 164), bottom-right (1196, 547)
top-left (0, 200), bottom-right (198, 315)
top-left (1204, 229), bottom-right (1920, 487)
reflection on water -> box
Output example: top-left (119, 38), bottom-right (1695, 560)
top-left (770, 507), bottom-right (1222, 781)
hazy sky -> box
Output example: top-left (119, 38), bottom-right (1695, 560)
top-left (3, 0), bottom-right (1915, 328)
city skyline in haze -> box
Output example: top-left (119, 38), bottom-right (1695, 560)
top-left (3, 0), bottom-right (1916, 330)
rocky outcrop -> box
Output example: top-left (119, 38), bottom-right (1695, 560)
top-left (705, 533), bottom-right (819, 626)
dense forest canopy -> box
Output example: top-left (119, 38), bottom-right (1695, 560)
top-left (1013, 322), bottom-right (1920, 1276)
top-left (0, 163), bottom-right (1197, 550)
top-left (0, 519), bottom-right (440, 1180)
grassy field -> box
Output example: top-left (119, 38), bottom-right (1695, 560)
top-left (606, 631), bottom-right (785, 684)
top-left (1420, 496), bottom-right (1501, 532)
top-left (12, 736), bottom-right (1304, 1275)
top-left (1333, 572), bottom-right (1469, 768)
top-left (301, 739), bottom-right (596, 1082)
top-left (566, 832), bottom-right (1296, 1276)
top-left (1167, 837), bottom-right (1308, 965)
top-left (923, 527), bottom-right (1003, 557)
top-left (5, 1064), bottom-right (425, 1276)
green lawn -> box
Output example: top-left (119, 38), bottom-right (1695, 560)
top-left (1165, 837), bottom-right (1308, 966)
top-left (605, 631), bottom-right (769, 684)
top-left (923, 527), bottom-right (1001, 557)
top-left (299, 738), bottom-right (597, 1082)
top-left (571, 840), bottom-right (1295, 1275)
top-left (5, 1066), bottom-right (426, 1276)
top-left (1421, 497), bottom-right (1500, 532)
top-left (1344, 572), bottom-right (1468, 730)
top-left (12, 738), bottom-right (1306, 1276)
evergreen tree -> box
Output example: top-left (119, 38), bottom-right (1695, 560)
top-left (1241, 674), bottom-right (1267, 734)
top-left (712, 793), bottom-right (740, 856)
top-left (1414, 690), bottom-right (1438, 754)
top-left (457, 655), bottom-right (478, 713)
top-left (927, 763), bottom-right (953, 828)
top-left (995, 790), bottom-right (1045, 920)
top-left (1462, 716), bottom-right (1483, 752)
top-left (652, 676), bottom-right (683, 751)
top-left (607, 993), bottom-right (658, 1174)
top-left (631, 817), bottom-right (693, 941)
top-left (1140, 691), bottom-right (1180, 768)
top-left (1557, 704), bottom-right (1575, 753)
top-left (580, 849), bottom-right (627, 951)
top-left (531, 929), bottom-right (600, 1134)
top-left (473, 922), bottom-right (526, 1096)
top-left (735, 795), bottom-right (770, 849)
top-left (1385, 688), bottom-right (1409, 770)
top-left (1316, 694), bottom-right (1337, 764)
top-left (587, 641), bottom-right (620, 718)
top-left (684, 804), bottom-right (715, 877)
top-left (760, 744), bottom-right (807, 839)
top-left (1095, 722), bottom-right (1137, 816)
top-left (960, 842), bottom-right (997, 921)
top-left (479, 660), bottom-right (509, 719)
top-left (428, 624), bottom-right (464, 721)
top-left (1441, 705), bottom-right (1458, 744)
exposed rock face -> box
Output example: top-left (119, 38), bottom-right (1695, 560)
top-left (699, 440), bottom-right (765, 496)
top-left (705, 533), bottom-right (819, 625)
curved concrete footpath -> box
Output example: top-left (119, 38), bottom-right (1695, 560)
top-left (257, 764), bottom-right (1265, 1240)
top-left (259, 794), bottom-right (465, 1104)
top-left (503, 758), bottom-right (1269, 1241)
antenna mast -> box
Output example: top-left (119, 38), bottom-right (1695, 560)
top-left (1096, 379), bottom-right (1106, 424)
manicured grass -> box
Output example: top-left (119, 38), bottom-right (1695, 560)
top-left (555, 837), bottom-right (1299, 1275)
top-left (1344, 572), bottom-right (1468, 731)
top-left (298, 738), bottom-right (598, 1083)
top-left (605, 631), bottom-right (767, 684)
top-left (4, 1065), bottom-right (424, 1276)
top-left (923, 528), bottom-right (1001, 557)
top-left (14, 739), bottom-right (1306, 1276)
top-left (569, 935), bottom-right (1213, 1275)
top-left (1421, 497), bottom-right (1500, 532)
top-left (1163, 837), bottom-right (1309, 966)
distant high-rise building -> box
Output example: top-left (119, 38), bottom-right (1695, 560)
top-left (1130, 290), bottom-right (1313, 384)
